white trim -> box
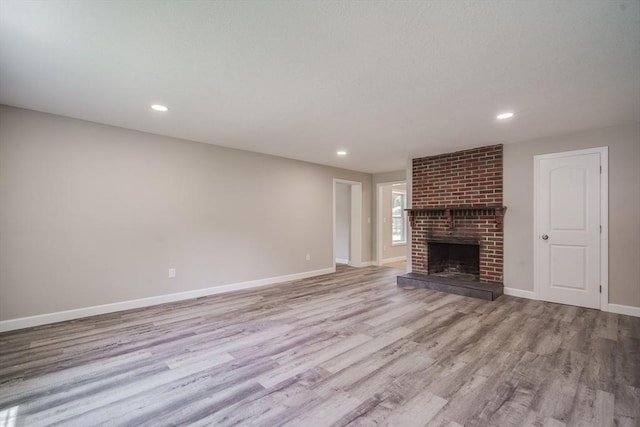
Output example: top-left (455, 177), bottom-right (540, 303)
top-left (608, 303), bottom-right (640, 318)
top-left (503, 287), bottom-right (537, 299)
top-left (503, 288), bottom-right (640, 317)
top-left (391, 188), bottom-right (408, 246)
top-left (335, 258), bottom-right (349, 264)
top-left (382, 256), bottom-right (407, 264)
top-left (503, 288), bottom-right (639, 317)
top-left (0, 267), bottom-right (335, 333)
top-left (333, 181), bottom-right (337, 270)
top-left (533, 146), bottom-right (609, 311)
top-left (406, 159), bottom-right (413, 273)
top-left (376, 183), bottom-right (384, 266)
top-left (600, 148), bottom-right (609, 311)
top-left (375, 180), bottom-right (406, 267)
top-left (333, 179), bottom-right (363, 271)
top-left (350, 183), bottom-right (363, 267)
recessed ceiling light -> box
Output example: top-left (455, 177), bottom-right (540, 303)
top-left (496, 112), bottom-right (514, 120)
top-left (151, 104), bottom-right (169, 112)
top-left (337, 150), bottom-right (347, 156)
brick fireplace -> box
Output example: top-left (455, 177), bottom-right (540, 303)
top-left (398, 144), bottom-right (505, 300)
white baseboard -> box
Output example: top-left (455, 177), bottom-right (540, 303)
top-left (382, 256), bottom-right (407, 264)
top-left (0, 267), bottom-right (336, 333)
top-left (608, 303), bottom-right (640, 317)
top-left (502, 289), bottom-right (640, 317)
top-left (349, 261), bottom-right (374, 268)
top-left (335, 258), bottom-right (349, 264)
top-left (503, 287), bottom-right (537, 300)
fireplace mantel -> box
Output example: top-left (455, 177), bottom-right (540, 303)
top-left (405, 205), bottom-right (507, 229)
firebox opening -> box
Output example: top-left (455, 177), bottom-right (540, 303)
top-left (427, 241), bottom-right (480, 281)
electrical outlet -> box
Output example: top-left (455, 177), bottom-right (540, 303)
top-left (168, 268), bottom-right (176, 279)
top-left (305, 254), bottom-right (311, 261)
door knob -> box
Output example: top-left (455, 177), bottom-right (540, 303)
top-left (541, 234), bottom-right (549, 240)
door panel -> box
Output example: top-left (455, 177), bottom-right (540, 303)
top-left (550, 245), bottom-right (586, 289)
top-left (549, 168), bottom-right (586, 230)
top-left (537, 152), bottom-right (601, 309)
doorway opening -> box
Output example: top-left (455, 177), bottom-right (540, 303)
top-left (333, 179), bottom-right (363, 268)
top-left (376, 181), bottom-right (407, 271)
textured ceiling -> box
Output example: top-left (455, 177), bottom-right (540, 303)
top-left (1, 0), bottom-right (639, 173)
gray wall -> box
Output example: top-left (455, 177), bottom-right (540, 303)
top-left (381, 184), bottom-right (407, 261)
top-left (372, 170), bottom-right (406, 185)
top-left (335, 183), bottom-right (350, 262)
top-left (504, 123), bottom-right (640, 307)
top-left (2, 105), bottom-right (637, 320)
top-left (0, 106), bottom-right (373, 320)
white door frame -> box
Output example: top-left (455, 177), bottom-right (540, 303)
top-left (533, 146), bottom-right (609, 310)
top-left (333, 179), bottom-right (363, 268)
top-left (376, 180), bottom-right (407, 267)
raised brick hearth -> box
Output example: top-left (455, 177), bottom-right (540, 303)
top-left (398, 145), bottom-right (505, 299)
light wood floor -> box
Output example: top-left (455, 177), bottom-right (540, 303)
top-left (384, 260), bottom-right (407, 271)
top-left (1, 265), bottom-right (639, 426)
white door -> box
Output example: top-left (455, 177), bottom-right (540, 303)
top-left (535, 149), bottom-right (605, 309)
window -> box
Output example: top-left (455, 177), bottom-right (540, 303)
top-left (391, 190), bottom-right (406, 245)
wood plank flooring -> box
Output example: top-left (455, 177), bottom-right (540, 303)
top-left (383, 260), bottom-right (406, 270)
top-left (1, 265), bottom-right (639, 426)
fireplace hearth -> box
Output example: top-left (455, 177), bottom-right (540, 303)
top-left (397, 144), bottom-right (505, 300)
top-left (397, 235), bottom-right (502, 300)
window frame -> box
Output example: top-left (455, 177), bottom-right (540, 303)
top-left (391, 190), bottom-right (407, 246)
